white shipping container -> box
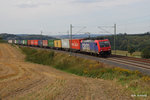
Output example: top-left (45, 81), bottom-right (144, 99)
top-left (23, 40), bottom-right (25, 45)
top-left (14, 40), bottom-right (17, 44)
top-left (61, 39), bottom-right (70, 49)
top-left (8, 40), bottom-right (13, 44)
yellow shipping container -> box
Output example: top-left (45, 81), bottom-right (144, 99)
top-left (54, 40), bottom-right (62, 48)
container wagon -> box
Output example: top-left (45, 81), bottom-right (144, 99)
top-left (8, 40), bottom-right (13, 44)
top-left (38, 40), bottom-right (43, 47)
top-left (21, 40), bottom-right (23, 45)
top-left (61, 39), bottom-right (70, 51)
top-left (43, 40), bottom-right (48, 47)
top-left (28, 40), bottom-right (31, 46)
top-left (70, 39), bottom-right (82, 52)
top-left (23, 40), bottom-right (28, 45)
top-left (31, 40), bottom-right (34, 46)
top-left (33, 40), bottom-right (38, 46)
top-left (48, 40), bottom-right (54, 48)
top-left (54, 40), bottom-right (62, 49)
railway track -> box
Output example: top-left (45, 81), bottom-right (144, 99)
top-left (19, 45), bottom-right (150, 75)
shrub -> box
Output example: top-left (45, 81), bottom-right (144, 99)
top-left (141, 47), bottom-right (150, 58)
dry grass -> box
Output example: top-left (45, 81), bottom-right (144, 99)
top-left (20, 47), bottom-right (150, 98)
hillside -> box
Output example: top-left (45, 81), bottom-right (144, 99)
top-left (0, 33), bottom-right (56, 40)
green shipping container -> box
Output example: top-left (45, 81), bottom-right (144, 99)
top-left (16, 40), bottom-right (19, 44)
top-left (25, 40), bottom-right (27, 45)
top-left (21, 40), bottom-right (24, 45)
top-left (23, 40), bottom-right (28, 45)
top-left (48, 40), bottom-right (54, 47)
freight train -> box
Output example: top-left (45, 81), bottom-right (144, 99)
top-left (8, 39), bottom-right (111, 56)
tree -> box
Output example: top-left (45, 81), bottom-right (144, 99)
top-left (141, 47), bottom-right (150, 59)
top-left (128, 46), bottom-right (135, 55)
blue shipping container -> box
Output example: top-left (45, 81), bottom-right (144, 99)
top-left (38, 40), bottom-right (43, 46)
top-left (18, 40), bottom-right (22, 44)
top-left (81, 40), bottom-right (98, 53)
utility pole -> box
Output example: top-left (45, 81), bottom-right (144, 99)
top-left (114, 24), bottom-right (116, 55)
top-left (70, 24), bottom-right (72, 55)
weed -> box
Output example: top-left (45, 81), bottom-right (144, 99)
top-left (20, 47), bottom-right (150, 96)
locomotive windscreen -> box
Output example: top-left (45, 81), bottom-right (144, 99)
top-left (99, 41), bottom-right (110, 47)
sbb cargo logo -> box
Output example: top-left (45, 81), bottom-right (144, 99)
top-left (72, 43), bottom-right (78, 46)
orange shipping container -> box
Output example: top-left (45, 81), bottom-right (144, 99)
top-left (54, 40), bottom-right (62, 48)
top-left (31, 40), bottom-right (34, 45)
top-left (34, 40), bottom-right (38, 46)
top-left (28, 40), bottom-right (31, 46)
top-left (43, 40), bottom-right (48, 47)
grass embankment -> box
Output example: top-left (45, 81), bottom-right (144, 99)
top-left (0, 40), bottom-right (6, 43)
top-left (21, 47), bottom-right (150, 98)
top-left (112, 50), bottom-right (141, 58)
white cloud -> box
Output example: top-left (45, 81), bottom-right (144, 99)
top-left (16, 0), bottom-right (51, 8)
top-left (71, 0), bottom-right (143, 8)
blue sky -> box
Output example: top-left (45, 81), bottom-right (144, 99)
top-left (0, 0), bottom-right (150, 35)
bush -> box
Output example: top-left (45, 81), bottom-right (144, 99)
top-left (128, 46), bottom-right (135, 55)
top-left (141, 47), bottom-right (150, 58)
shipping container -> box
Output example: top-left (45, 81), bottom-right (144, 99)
top-left (48, 40), bottom-right (54, 48)
top-left (18, 40), bottom-right (22, 45)
top-left (69, 39), bottom-right (82, 50)
top-left (14, 40), bottom-right (17, 44)
top-left (31, 40), bottom-right (34, 46)
top-left (23, 40), bottom-right (25, 45)
top-left (8, 40), bottom-right (13, 44)
top-left (43, 40), bottom-right (48, 47)
top-left (12, 40), bottom-right (15, 44)
top-left (54, 40), bottom-right (62, 48)
top-left (81, 40), bottom-right (98, 53)
top-left (38, 40), bottom-right (43, 47)
top-left (23, 40), bottom-right (28, 45)
top-left (34, 40), bottom-right (38, 46)
top-left (24, 40), bottom-right (27, 45)
top-left (28, 40), bottom-right (31, 46)
top-left (21, 40), bottom-right (24, 45)
top-left (61, 39), bottom-right (70, 49)
top-left (16, 40), bottom-right (19, 44)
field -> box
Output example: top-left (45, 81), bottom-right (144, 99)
top-left (112, 50), bottom-right (141, 58)
top-left (0, 43), bottom-right (149, 100)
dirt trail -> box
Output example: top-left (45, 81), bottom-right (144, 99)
top-left (0, 44), bottom-right (132, 100)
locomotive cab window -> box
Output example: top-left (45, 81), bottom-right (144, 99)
top-left (99, 41), bottom-right (109, 47)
